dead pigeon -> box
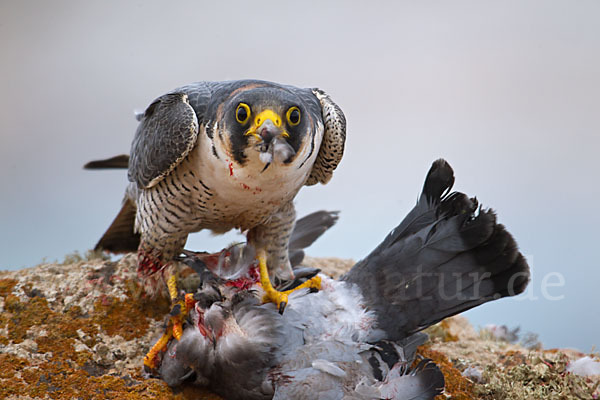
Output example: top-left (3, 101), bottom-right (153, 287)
top-left (155, 159), bottom-right (530, 399)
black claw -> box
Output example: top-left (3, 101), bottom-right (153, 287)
top-left (170, 303), bottom-right (182, 316)
top-left (278, 301), bottom-right (287, 315)
top-left (308, 287), bottom-right (319, 294)
top-left (143, 364), bottom-right (158, 377)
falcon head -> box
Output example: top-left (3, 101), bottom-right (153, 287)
top-left (210, 82), bottom-right (323, 170)
top-left (125, 80), bottom-right (345, 190)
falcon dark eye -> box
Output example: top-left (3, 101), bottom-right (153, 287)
top-left (286, 107), bottom-right (301, 126)
top-left (236, 103), bottom-right (251, 124)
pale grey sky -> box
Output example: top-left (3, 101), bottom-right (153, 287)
top-left (1, 0), bottom-right (598, 352)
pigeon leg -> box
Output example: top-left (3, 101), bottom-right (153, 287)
top-left (258, 249), bottom-right (321, 314)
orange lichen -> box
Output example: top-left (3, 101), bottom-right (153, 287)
top-left (418, 345), bottom-right (476, 400)
top-left (0, 278), bottom-right (17, 296)
top-left (177, 386), bottom-right (225, 399)
top-left (2, 291), bottom-right (96, 362)
top-left (498, 349), bottom-right (527, 368)
top-left (423, 319), bottom-right (460, 343)
top-left (5, 295), bottom-right (48, 343)
top-left (92, 280), bottom-right (170, 341)
top-left (0, 276), bottom-right (222, 399)
top-left (439, 319), bottom-right (459, 342)
top-left (0, 353), bottom-right (220, 399)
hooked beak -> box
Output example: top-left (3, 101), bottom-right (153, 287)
top-left (245, 109), bottom-right (289, 147)
top-left (258, 119), bottom-right (279, 144)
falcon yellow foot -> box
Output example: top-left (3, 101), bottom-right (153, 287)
top-left (257, 249), bottom-right (321, 314)
top-left (143, 274), bottom-right (196, 371)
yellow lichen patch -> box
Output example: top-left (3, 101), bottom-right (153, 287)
top-left (418, 345), bottom-right (475, 400)
top-left (92, 280), bottom-right (171, 341)
top-left (0, 273), bottom-right (223, 399)
top-left (2, 291), bottom-right (97, 362)
top-left (425, 320), bottom-right (460, 343)
top-left (0, 353), bottom-right (220, 399)
top-left (475, 351), bottom-right (600, 400)
top-left (0, 354), bottom-right (28, 379)
top-left (0, 278), bottom-right (17, 296)
top-left (5, 296), bottom-right (48, 344)
top-left (439, 319), bottom-right (459, 342)
top-left (177, 385), bottom-right (225, 399)
top-left (498, 349), bottom-right (527, 368)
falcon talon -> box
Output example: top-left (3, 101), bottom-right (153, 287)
top-left (145, 291), bottom-right (198, 369)
top-left (143, 326), bottom-right (173, 371)
top-left (256, 248), bottom-right (320, 312)
top-left (278, 301), bottom-right (287, 315)
top-left (166, 274), bottom-right (179, 302)
top-left (257, 249), bottom-right (292, 311)
top-left (169, 303), bottom-right (181, 317)
top-left (282, 275), bottom-right (322, 296)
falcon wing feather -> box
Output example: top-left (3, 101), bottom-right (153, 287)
top-left (128, 82), bottom-right (222, 188)
top-left (305, 89), bottom-right (346, 186)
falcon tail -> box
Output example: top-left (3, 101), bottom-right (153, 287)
top-left (83, 154), bottom-right (130, 169)
top-left (342, 159), bottom-right (530, 341)
top-left (94, 198), bottom-right (140, 253)
top-left (84, 154), bottom-right (139, 253)
top-left (288, 210), bottom-right (339, 266)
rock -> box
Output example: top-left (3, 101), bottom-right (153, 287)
top-left (0, 254), bottom-right (598, 399)
top-left (74, 340), bottom-right (91, 353)
top-left (18, 339), bottom-right (38, 353)
top-left (462, 366), bottom-right (483, 383)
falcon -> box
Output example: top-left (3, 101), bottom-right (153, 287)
top-left (86, 80), bottom-right (345, 367)
top-left (155, 159), bottom-right (530, 399)
top-left (86, 80), bottom-right (345, 309)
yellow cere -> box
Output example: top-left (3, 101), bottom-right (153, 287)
top-left (245, 108), bottom-right (291, 140)
top-left (254, 109), bottom-right (281, 127)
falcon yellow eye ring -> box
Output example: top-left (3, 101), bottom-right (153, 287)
top-left (236, 103), bottom-right (251, 124)
top-left (286, 106), bottom-right (301, 126)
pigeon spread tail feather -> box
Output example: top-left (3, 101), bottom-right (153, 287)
top-left (288, 210), bottom-right (339, 266)
top-left (342, 159), bottom-right (530, 341)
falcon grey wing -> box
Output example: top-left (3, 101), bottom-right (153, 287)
top-left (84, 154), bottom-right (139, 252)
top-left (305, 89), bottom-right (346, 186)
top-left (128, 92), bottom-right (199, 188)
